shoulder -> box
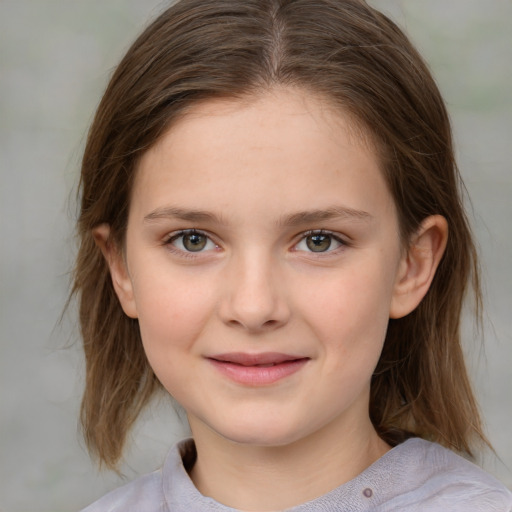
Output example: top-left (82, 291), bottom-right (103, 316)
top-left (377, 438), bottom-right (512, 511)
top-left (79, 439), bottom-right (197, 512)
top-left (79, 469), bottom-right (167, 512)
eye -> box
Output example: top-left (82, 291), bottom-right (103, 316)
top-left (294, 231), bottom-right (344, 253)
top-left (167, 230), bottom-right (217, 253)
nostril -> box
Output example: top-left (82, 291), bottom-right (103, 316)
top-left (218, 284), bottom-right (291, 332)
top-left (227, 319), bottom-right (244, 328)
top-left (225, 317), bottom-right (282, 332)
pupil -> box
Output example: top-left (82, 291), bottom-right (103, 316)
top-left (183, 233), bottom-right (207, 251)
top-left (306, 234), bottom-right (331, 252)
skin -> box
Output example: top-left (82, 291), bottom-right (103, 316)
top-left (95, 87), bottom-right (447, 511)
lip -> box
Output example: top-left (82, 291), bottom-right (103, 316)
top-left (207, 352), bottom-right (310, 386)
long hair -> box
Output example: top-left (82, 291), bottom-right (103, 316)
top-left (74, 0), bottom-right (487, 469)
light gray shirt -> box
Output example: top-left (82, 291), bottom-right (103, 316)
top-left (81, 437), bottom-right (512, 511)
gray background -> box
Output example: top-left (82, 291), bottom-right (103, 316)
top-left (1, 1), bottom-right (511, 511)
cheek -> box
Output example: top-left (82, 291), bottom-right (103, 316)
top-left (132, 272), bottom-right (217, 398)
top-left (131, 267), bottom-right (217, 356)
top-left (296, 260), bottom-right (395, 358)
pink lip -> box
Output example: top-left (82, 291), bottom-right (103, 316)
top-left (207, 352), bottom-right (309, 386)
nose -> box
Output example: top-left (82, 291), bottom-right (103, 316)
top-left (218, 252), bottom-right (290, 333)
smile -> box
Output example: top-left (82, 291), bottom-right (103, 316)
top-left (207, 352), bottom-right (310, 386)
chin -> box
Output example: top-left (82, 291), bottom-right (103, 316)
top-left (210, 417), bottom-right (310, 448)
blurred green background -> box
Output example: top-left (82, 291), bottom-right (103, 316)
top-left (1, 1), bottom-right (511, 510)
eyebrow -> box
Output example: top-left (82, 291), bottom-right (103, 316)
top-left (144, 207), bottom-right (223, 223)
top-left (279, 207), bottom-right (373, 227)
top-left (144, 205), bottom-right (372, 226)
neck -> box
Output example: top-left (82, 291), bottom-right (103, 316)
top-left (188, 415), bottom-right (390, 511)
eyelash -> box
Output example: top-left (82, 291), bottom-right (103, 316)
top-left (164, 229), bottom-right (219, 258)
top-left (293, 230), bottom-right (347, 255)
top-left (163, 229), bottom-right (347, 257)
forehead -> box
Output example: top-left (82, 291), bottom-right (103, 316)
top-left (149, 88), bottom-right (377, 164)
top-left (131, 87), bottom-right (394, 223)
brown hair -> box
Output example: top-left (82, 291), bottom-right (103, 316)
top-left (74, 0), bottom-right (488, 470)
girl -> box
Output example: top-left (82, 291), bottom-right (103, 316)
top-left (75, 0), bottom-right (512, 510)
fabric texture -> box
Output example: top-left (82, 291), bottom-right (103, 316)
top-left (81, 437), bottom-right (512, 511)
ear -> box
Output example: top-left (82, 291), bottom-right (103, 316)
top-left (92, 224), bottom-right (138, 319)
top-left (390, 215), bottom-right (448, 319)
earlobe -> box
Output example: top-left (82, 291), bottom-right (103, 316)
top-left (390, 215), bottom-right (448, 319)
top-left (92, 224), bottom-right (138, 319)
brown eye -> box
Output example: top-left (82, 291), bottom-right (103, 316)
top-left (182, 232), bottom-right (208, 251)
top-left (306, 234), bottom-right (332, 252)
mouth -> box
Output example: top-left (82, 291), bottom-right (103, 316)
top-left (207, 352), bottom-right (310, 385)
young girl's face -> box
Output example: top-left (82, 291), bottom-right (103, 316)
top-left (106, 88), bottom-right (413, 448)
